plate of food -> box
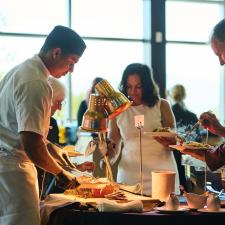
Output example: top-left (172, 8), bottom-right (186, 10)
top-left (182, 141), bottom-right (213, 150)
top-left (169, 142), bottom-right (213, 151)
top-left (144, 127), bottom-right (177, 137)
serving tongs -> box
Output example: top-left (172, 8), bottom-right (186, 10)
top-left (176, 121), bottom-right (200, 144)
top-left (184, 121), bottom-right (200, 139)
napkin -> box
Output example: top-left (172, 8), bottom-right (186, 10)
top-left (96, 199), bottom-right (143, 212)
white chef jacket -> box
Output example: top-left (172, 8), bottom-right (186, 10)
top-left (0, 54), bottom-right (52, 225)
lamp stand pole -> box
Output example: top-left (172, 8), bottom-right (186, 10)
top-left (137, 124), bottom-right (143, 196)
top-left (98, 132), bottom-right (114, 183)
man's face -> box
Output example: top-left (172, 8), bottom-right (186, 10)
top-left (211, 38), bottom-right (225, 65)
top-left (49, 48), bottom-right (80, 78)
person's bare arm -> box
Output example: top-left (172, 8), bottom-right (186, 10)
top-left (46, 142), bottom-right (70, 167)
top-left (160, 99), bottom-right (176, 129)
top-left (154, 136), bottom-right (177, 147)
top-left (20, 131), bottom-right (63, 175)
top-left (182, 148), bottom-right (206, 161)
top-left (154, 99), bottom-right (176, 148)
top-left (108, 118), bottom-right (122, 164)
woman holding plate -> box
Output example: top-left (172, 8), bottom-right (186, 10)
top-left (107, 63), bottom-right (180, 195)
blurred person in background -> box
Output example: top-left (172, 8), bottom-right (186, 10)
top-left (37, 77), bottom-right (95, 198)
top-left (169, 84), bottom-right (200, 191)
top-left (77, 77), bottom-right (104, 127)
top-left (77, 77), bottom-right (105, 177)
top-left (170, 84), bottom-right (199, 129)
top-left (0, 25), bottom-right (86, 225)
top-left (107, 63), bottom-right (180, 195)
top-left (76, 77), bottom-right (106, 178)
top-left (47, 77), bottom-right (66, 145)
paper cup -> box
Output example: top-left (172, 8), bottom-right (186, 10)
top-left (152, 171), bottom-right (176, 201)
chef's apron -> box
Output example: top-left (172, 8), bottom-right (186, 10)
top-left (0, 156), bottom-right (40, 225)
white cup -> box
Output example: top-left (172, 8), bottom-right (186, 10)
top-left (152, 170), bottom-right (176, 201)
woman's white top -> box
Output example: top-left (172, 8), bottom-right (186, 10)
top-left (109, 101), bottom-right (179, 195)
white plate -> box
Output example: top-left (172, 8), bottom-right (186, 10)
top-left (144, 132), bottom-right (177, 137)
top-left (198, 208), bottom-right (225, 213)
top-left (154, 206), bottom-right (189, 213)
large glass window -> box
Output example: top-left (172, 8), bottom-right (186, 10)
top-left (71, 0), bottom-right (143, 39)
top-left (0, 0), bottom-right (68, 34)
top-left (166, 43), bottom-right (222, 116)
top-left (0, 36), bottom-right (44, 80)
top-left (70, 0), bottom-right (149, 121)
top-left (166, 0), bottom-right (224, 119)
top-left (0, 0), bottom-right (149, 125)
top-left (166, 1), bottom-right (223, 42)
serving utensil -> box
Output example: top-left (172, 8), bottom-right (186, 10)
top-left (183, 121), bottom-right (200, 140)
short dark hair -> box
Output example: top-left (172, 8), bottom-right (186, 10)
top-left (211, 19), bottom-right (225, 42)
top-left (119, 63), bottom-right (160, 107)
top-left (40, 25), bottom-right (86, 56)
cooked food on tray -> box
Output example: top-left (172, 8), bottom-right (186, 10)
top-left (76, 182), bottom-right (117, 198)
top-left (64, 176), bottom-right (120, 198)
top-left (153, 127), bottom-right (172, 132)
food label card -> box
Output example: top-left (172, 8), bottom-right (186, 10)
top-left (134, 115), bottom-right (144, 128)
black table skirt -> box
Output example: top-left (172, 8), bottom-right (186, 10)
top-left (47, 205), bottom-right (225, 225)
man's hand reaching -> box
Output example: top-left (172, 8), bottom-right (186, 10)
top-left (199, 111), bottom-right (225, 137)
top-left (56, 170), bottom-right (80, 190)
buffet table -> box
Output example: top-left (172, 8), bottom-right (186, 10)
top-left (47, 204), bottom-right (225, 225)
top-left (43, 193), bottom-right (225, 225)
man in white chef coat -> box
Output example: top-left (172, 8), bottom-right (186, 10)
top-left (0, 25), bottom-right (86, 225)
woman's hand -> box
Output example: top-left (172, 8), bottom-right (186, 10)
top-left (77, 161), bottom-right (96, 172)
top-left (154, 136), bottom-right (176, 147)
